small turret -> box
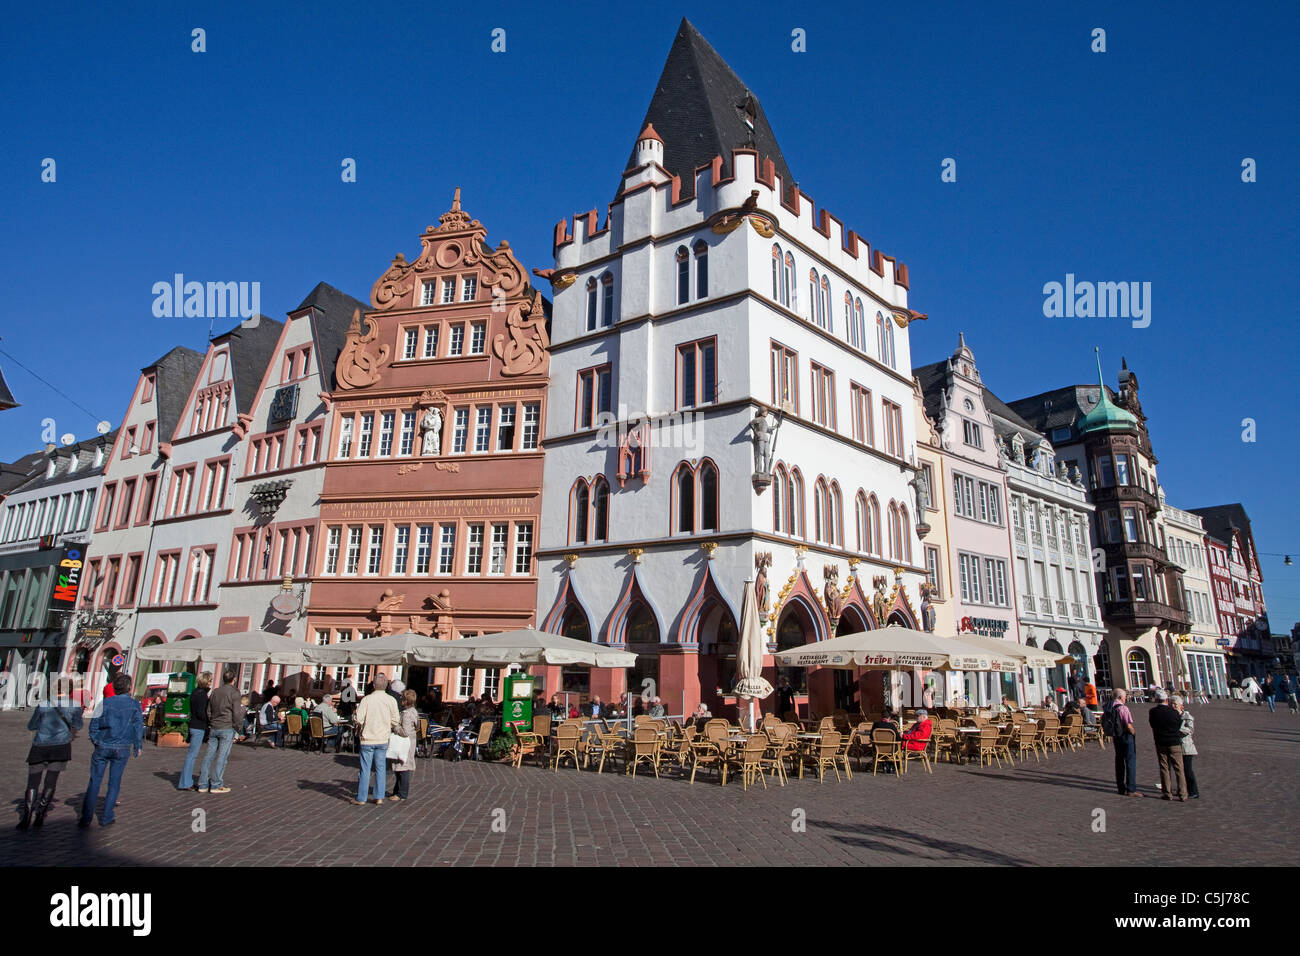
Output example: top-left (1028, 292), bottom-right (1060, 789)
top-left (634, 123), bottom-right (665, 169)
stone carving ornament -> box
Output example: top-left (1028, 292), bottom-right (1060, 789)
top-left (420, 406), bottom-right (443, 456)
top-left (493, 290), bottom-right (550, 376)
top-left (335, 309), bottom-right (391, 390)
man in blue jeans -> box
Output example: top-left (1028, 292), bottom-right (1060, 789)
top-left (79, 674), bottom-right (144, 827)
top-left (199, 667), bottom-right (246, 793)
top-left (351, 673), bottom-right (399, 805)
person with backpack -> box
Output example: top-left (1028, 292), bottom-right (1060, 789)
top-left (18, 676), bottom-right (83, 829)
top-left (1103, 688), bottom-right (1141, 797)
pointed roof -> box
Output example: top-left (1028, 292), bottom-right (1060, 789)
top-left (147, 346), bottom-right (206, 447)
top-left (1078, 349), bottom-right (1138, 434)
top-left (291, 281), bottom-right (370, 389)
top-left (211, 317), bottom-right (285, 414)
top-left (0, 359), bottom-right (18, 411)
top-left (621, 19), bottom-right (794, 201)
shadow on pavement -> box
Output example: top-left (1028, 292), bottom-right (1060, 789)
top-left (811, 818), bottom-right (1034, 865)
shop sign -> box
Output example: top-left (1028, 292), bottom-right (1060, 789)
top-left (50, 547), bottom-right (86, 609)
top-left (959, 616), bottom-right (1009, 638)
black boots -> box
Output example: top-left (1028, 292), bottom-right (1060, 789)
top-left (16, 789), bottom-right (37, 830)
top-left (32, 789), bottom-right (55, 827)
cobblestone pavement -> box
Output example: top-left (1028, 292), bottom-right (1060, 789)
top-left (0, 701), bottom-right (1294, 867)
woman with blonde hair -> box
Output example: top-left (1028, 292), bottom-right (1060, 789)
top-left (178, 672), bottom-right (213, 792)
top-left (390, 689), bottom-right (419, 802)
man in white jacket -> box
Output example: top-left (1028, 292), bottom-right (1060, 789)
top-left (351, 674), bottom-right (399, 805)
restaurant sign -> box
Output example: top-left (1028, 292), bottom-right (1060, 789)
top-left (50, 547), bottom-right (86, 610)
top-left (958, 616), bottom-right (1010, 638)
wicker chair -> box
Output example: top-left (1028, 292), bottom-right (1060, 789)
top-left (728, 735), bottom-right (770, 790)
top-left (552, 723), bottom-right (581, 770)
top-left (1013, 724), bottom-right (1040, 763)
top-left (1082, 715), bottom-right (1105, 749)
top-left (531, 714), bottom-right (551, 738)
top-left (511, 727), bottom-right (546, 768)
top-left (689, 737), bottom-right (728, 786)
top-left (627, 726), bottom-right (660, 778)
top-left (871, 728), bottom-right (903, 775)
top-left (993, 722), bottom-right (1015, 764)
top-left (663, 725), bottom-right (697, 770)
top-left (900, 728), bottom-right (933, 774)
top-left (804, 731), bottom-right (842, 782)
top-left (974, 725), bottom-right (1002, 767)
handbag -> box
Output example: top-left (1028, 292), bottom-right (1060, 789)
top-left (386, 732), bottom-right (411, 764)
top-left (53, 704), bottom-right (79, 741)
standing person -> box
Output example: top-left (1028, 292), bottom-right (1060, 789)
top-left (177, 672), bottom-right (212, 792)
top-left (776, 677), bottom-right (797, 718)
top-left (1174, 696), bottom-right (1200, 799)
top-left (198, 668), bottom-right (246, 794)
top-left (390, 689), bottom-right (419, 802)
top-left (1083, 680), bottom-right (1099, 711)
top-left (1263, 675), bottom-right (1276, 713)
top-left (1104, 689), bottom-right (1141, 797)
top-left (1148, 692), bottom-right (1188, 802)
top-left (18, 676), bottom-right (83, 829)
top-left (922, 682), bottom-right (935, 710)
top-left (352, 673), bottom-right (399, 806)
top-left (78, 674), bottom-right (144, 828)
top-left (1071, 673), bottom-right (1085, 701)
top-left (1284, 675), bottom-right (1299, 715)
top-left (339, 677), bottom-right (358, 719)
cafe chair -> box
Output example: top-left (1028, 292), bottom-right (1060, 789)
top-left (689, 737), bottom-right (728, 786)
top-left (552, 724), bottom-right (581, 771)
top-left (284, 713), bottom-right (304, 749)
top-left (728, 735), bottom-right (769, 790)
top-left (465, 721), bottom-right (494, 762)
top-left (899, 734), bottom-right (932, 775)
top-left (871, 728), bottom-right (903, 776)
top-left (805, 731), bottom-right (842, 783)
top-left (627, 726), bottom-right (661, 778)
top-left (1013, 724), bottom-right (1040, 763)
top-left (511, 727), bottom-right (547, 769)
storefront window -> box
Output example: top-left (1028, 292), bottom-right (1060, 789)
top-left (560, 606), bottom-right (590, 694)
top-left (775, 612), bottom-right (807, 694)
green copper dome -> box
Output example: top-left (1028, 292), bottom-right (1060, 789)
top-left (1079, 349), bottom-right (1137, 434)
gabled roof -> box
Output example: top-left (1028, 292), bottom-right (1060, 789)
top-left (1190, 504), bottom-right (1258, 567)
top-left (148, 346), bottom-right (206, 446)
top-left (912, 360), bottom-right (951, 424)
top-left (983, 386), bottom-right (1042, 440)
top-left (4, 431), bottom-right (119, 496)
top-left (0, 360), bottom-right (18, 411)
top-left (211, 317), bottom-right (285, 415)
top-left (1006, 384), bottom-right (1120, 434)
top-left (622, 18), bottom-right (794, 202)
top-left (0, 451), bottom-right (44, 496)
top-left (292, 282), bottom-right (370, 390)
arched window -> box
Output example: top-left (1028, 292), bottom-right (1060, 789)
top-left (820, 275), bottom-right (832, 333)
top-left (855, 491), bottom-right (868, 553)
top-left (676, 246), bottom-right (689, 305)
top-left (844, 292), bottom-right (853, 343)
top-left (773, 464), bottom-right (787, 533)
top-left (699, 460), bottom-right (718, 532)
top-left (877, 311), bottom-right (895, 368)
top-left (600, 272), bottom-right (614, 327)
top-left (808, 268), bottom-right (820, 325)
top-left (1126, 648), bottom-right (1150, 689)
top-left (585, 278), bottom-right (598, 332)
top-left (853, 299), bottom-right (866, 351)
top-left (572, 479), bottom-right (589, 544)
top-left (693, 240), bottom-right (709, 299)
top-left (675, 463), bottom-right (694, 534)
top-left (829, 481), bottom-right (842, 548)
top-left (899, 504), bottom-right (911, 563)
top-left (592, 477), bottom-right (609, 542)
top-left (771, 244), bottom-right (783, 303)
top-left (785, 252), bottom-right (797, 312)
top-left (790, 468), bottom-right (805, 538)
top-left (814, 477), bottom-right (829, 543)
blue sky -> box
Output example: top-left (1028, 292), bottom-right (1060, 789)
top-left (2, 1), bottom-right (1297, 627)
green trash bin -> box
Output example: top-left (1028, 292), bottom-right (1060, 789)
top-left (502, 673), bottom-right (535, 732)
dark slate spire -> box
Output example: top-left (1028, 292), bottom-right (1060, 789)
top-left (0, 359), bottom-right (18, 411)
top-left (622, 19), bottom-right (794, 201)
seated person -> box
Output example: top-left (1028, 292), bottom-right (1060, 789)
top-left (998, 696), bottom-right (1017, 716)
top-left (647, 696), bottom-right (666, 719)
top-left (901, 709), bottom-right (933, 752)
top-left (567, 702), bottom-right (579, 718)
top-left (1062, 698), bottom-right (1082, 718)
top-left (1040, 696), bottom-right (1059, 714)
top-left (257, 695), bottom-right (285, 748)
top-left (315, 696), bottom-right (343, 744)
top-left (693, 702), bottom-right (712, 721)
top-left (871, 707), bottom-right (900, 736)
top-left (1079, 702), bottom-right (1098, 726)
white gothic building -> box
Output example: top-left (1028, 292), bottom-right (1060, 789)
top-left (534, 20), bottom-right (930, 717)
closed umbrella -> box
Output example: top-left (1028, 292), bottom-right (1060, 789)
top-left (734, 581), bottom-right (773, 731)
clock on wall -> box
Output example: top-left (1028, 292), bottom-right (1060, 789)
top-left (269, 384), bottom-right (299, 422)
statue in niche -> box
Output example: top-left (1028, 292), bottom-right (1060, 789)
top-left (750, 409), bottom-right (776, 474)
top-left (420, 406), bottom-right (443, 456)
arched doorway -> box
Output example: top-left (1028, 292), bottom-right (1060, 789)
top-left (559, 605), bottom-right (591, 695)
top-left (1126, 648), bottom-right (1151, 691)
top-left (624, 601), bottom-right (660, 708)
top-left (1045, 639), bottom-right (1066, 705)
top-left (697, 600), bottom-right (737, 713)
top-left (1094, 642), bottom-right (1114, 690)
top-left (133, 634), bottom-right (168, 694)
top-left (775, 603), bottom-right (815, 697)
top-left (1068, 641), bottom-right (1089, 687)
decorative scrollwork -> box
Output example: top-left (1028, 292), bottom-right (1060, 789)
top-left (335, 309), bottom-right (391, 389)
top-left (493, 290), bottom-right (550, 376)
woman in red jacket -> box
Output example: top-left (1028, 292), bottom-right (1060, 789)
top-left (901, 710), bottom-right (933, 752)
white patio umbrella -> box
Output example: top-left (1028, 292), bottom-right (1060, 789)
top-left (734, 581), bottom-right (773, 731)
top-left (951, 633), bottom-right (1074, 669)
top-left (303, 630), bottom-right (444, 666)
top-left (135, 629), bottom-right (310, 666)
top-left (410, 627), bottom-right (637, 668)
